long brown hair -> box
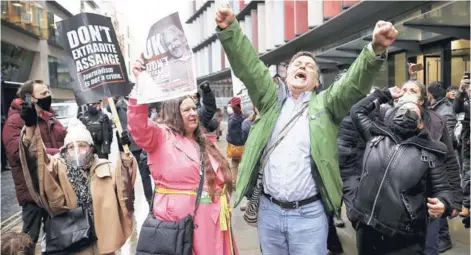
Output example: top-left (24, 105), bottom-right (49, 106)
top-left (160, 96), bottom-right (233, 199)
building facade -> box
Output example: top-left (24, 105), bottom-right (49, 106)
top-left (1, 0), bottom-right (101, 106)
top-left (186, 0), bottom-right (470, 105)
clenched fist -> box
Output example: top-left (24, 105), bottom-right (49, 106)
top-left (216, 4), bottom-right (235, 29)
top-left (372, 20), bottom-right (398, 54)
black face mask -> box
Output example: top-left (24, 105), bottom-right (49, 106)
top-left (35, 96), bottom-right (52, 111)
top-left (391, 107), bottom-right (420, 139)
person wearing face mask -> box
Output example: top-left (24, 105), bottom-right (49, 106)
top-left (19, 117), bottom-right (136, 254)
top-left (79, 101), bottom-right (113, 159)
top-left (349, 87), bottom-right (453, 254)
top-left (2, 80), bottom-right (67, 245)
top-left (382, 80), bottom-right (462, 254)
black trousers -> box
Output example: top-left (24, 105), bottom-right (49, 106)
top-left (356, 223), bottom-right (425, 255)
top-left (134, 150), bottom-right (153, 205)
top-left (21, 203), bottom-right (48, 243)
top-left (327, 214), bottom-right (343, 251)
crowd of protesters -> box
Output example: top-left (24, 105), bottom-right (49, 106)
top-left (1, 4), bottom-right (469, 255)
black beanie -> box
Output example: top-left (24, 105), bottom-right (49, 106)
top-left (427, 81), bottom-right (446, 100)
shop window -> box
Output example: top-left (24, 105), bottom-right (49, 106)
top-left (424, 52), bottom-right (441, 85)
top-left (451, 48), bottom-right (470, 87)
top-left (48, 56), bottom-right (74, 89)
top-left (394, 53), bottom-right (407, 87)
top-left (1, 1), bottom-right (62, 43)
top-left (1, 41), bottom-right (35, 82)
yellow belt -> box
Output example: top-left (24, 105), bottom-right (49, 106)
top-left (156, 185), bottom-right (235, 255)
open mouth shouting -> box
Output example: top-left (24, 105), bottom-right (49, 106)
top-left (295, 70), bottom-right (307, 82)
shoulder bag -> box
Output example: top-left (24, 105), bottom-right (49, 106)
top-left (244, 102), bottom-right (309, 226)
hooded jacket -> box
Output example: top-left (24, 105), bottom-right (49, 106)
top-left (2, 98), bottom-right (66, 205)
top-left (349, 89), bottom-right (452, 237)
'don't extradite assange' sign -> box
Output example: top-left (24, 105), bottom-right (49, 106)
top-left (57, 13), bottom-right (131, 105)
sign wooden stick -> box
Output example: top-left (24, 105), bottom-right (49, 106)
top-left (107, 97), bottom-right (130, 154)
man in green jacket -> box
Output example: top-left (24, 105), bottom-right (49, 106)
top-left (216, 5), bottom-right (397, 254)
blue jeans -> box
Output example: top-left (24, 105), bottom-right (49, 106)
top-left (257, 195), bottom-right (328, 255)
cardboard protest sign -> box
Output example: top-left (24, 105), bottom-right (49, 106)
top-left (231, 70), bottom-right (253, 114)
top-left (136, 12), bottom-right (197, 104)
top-left (57, 13), bottom-right (130, 106)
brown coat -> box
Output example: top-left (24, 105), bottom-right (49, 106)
top-left (19, 127), bottom-right (137, 254)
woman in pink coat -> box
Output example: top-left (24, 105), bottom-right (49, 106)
top-left (128, 58), bottom-right (238, 255)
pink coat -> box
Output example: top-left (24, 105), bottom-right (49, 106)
top-left (128, 99), bottom-right (238, 255)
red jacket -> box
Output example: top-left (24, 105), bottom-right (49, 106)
top-left (2, 99), bottom-right (67, 205)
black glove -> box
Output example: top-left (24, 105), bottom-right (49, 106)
top-left (463, 214), bottom-right (470, 228)
top-left (20, 101), bottom-right (38, 127)
top-left (116, 130), bottom-right (131, 152)
top-left (199, 81), bottom-right (211, 93)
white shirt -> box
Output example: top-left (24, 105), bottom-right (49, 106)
top-left (262, 91), bottom-right (317, 202)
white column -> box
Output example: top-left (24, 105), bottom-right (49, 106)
top-left (215, 41), bottom-right (221, 72)
top-left (204, 47), bottom-right (209, 76)
top-left (308, 0), bottom-right (323, 28)
top-left (208, 43), bottom-right (213, 74)
top-left (225, 51), bottom-right (230, 69)
top-left (265, 1), bottom-right (275, 51)
top-left (232, 0), bottom-right (239, 15)
top-left (245, 15), bottom-right (252, 44)
top-left (273, 1), bottom-right (284, 47)
top-left (257, 3), bottom-right (266, 54)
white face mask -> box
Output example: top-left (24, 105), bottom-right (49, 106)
top-left (227, 107), bottom-right (233, 115)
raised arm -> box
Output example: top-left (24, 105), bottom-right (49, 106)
top-left (350, 88), bottom-right (394, 142)
top-left (198, 82), bottom-right (217, 129)
top-left (128, 60), bottom-right (167, 153)
top-left (216, 7), bottom-right (277, 113)
top-left (322, 21), bottom-right (397, 123)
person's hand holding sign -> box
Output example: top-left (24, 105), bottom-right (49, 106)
top-left (215, 4), bottom-right (235, 29)
top-left (132, 54), bottom-right (146, 79)
top-left (371, 20), bottom-right (398, 54)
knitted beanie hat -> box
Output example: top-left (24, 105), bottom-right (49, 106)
top-left (64, 119), bottom-right (94, 146)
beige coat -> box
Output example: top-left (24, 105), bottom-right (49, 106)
top-left (19, 127), bottom-right (137, 254)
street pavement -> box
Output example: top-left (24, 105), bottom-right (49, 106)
top-left (1, 124), bottom-right (470, 254)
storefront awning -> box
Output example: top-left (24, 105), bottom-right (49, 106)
top-left (313, 1), bottom-right (469, 69)
top-left (403, 1), bottom-right (470, 40)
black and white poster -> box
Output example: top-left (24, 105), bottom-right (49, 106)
top-left (57, 13), bottom-right (130, 105)
top-left (136, 12), bottom-right (197, 104)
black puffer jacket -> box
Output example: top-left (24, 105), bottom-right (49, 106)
top-left (349, 89), bottom-right (453, 237)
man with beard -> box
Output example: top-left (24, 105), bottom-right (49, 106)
top-left (2, 80), bottom-right (67, 244)
top-left (215, 4), bottom-right (397, 254)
